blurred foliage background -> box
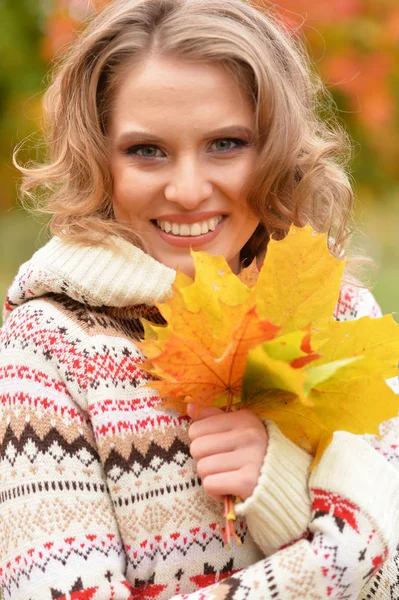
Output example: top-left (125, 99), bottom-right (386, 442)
top-left (0, 0), bottom-right (398, 318)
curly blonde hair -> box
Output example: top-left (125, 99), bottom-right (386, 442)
top-left (15, 0), bottom-right (354, 263)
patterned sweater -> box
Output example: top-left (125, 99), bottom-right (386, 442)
top-left (1, 235), bottom-right (399, 600)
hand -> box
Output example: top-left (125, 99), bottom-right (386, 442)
top-left (187, 404), bottom-right (268, 503)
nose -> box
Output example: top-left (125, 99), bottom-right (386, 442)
top-left (164, 156), bottom-right (213, 210)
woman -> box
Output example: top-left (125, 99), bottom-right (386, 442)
top-left (1, 0), bottom-right (399, 598)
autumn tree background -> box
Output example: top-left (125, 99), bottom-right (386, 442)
top-left (0, 0), bottom-right (398, 317)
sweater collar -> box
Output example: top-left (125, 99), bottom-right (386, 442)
top-left (4, 235), bottom-right (176, 322)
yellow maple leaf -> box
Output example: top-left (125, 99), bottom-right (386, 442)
top-left (313, 315), bottom-right (399, 380)
top-left (251, 364), bottom-right (399, 461)
top-left (255, 226), bottom-right (345, 333)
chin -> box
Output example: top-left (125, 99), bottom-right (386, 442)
top-left (159, 252), bottom-right (197, 278)
top-left (155, 249), bottom-right (239, 278)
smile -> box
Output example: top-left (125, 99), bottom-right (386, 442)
top-left (152, 215), bottom-right (226, 248)
top-left (156, 216), bottom-right (224, 237)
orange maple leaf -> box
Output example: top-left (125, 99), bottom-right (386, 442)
top-left (142, 305), bottom-right (279, 411)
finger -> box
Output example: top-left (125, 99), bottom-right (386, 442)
top-left (202, 469), bottom-right (259, 501)
top-left (205, 491), bottom-right (224, 503)
top-left (187, 403), bottom-right (224, 423)
top-left (190, 430), bottom-right (238, 460)
top-left (189, 408), bottom-right (266, 440)
top-left (196, 451), bottom-right (246, 480)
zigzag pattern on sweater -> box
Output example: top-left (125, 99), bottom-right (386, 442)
top-left (0, 424), bottom-right (99, 468)
top-left (104, 437), bottom-right (191, 481)
top-left (0, 422), bottom-right (193, 479)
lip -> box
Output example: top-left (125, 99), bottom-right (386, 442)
top-left (153, 216), bottom-right (226, 248)
top-left (154, 211), bottom-right (226, 225)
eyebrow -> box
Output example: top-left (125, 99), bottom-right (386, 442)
top-left (116, 125), bottom-right (255, 146)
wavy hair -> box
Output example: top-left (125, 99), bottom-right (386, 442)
top-left (15, 0), bottom-right (354, 263)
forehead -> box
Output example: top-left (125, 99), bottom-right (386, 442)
top-left (108, 56), bottom-right (255, 137)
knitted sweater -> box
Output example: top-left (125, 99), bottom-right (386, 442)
top-left (1, 235), bottom-right (399, 600)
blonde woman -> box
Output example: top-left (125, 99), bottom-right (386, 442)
top-left (1, 0), bottom-right (399, 598)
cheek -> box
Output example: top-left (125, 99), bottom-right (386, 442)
top-left (111, 164), bottom-right (146, 220)
top-left (226, 174), bottom-right (257, 221)
top-left (112, 185), bottom-right (131, 222)
top-left (226, 154), bottom-right (257, 200)
top-left (112, 162), bottom-right (132, 197)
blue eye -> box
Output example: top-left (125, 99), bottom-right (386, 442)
top-left (211, 138), bottom-right (247, 152)
top-left (126, 145), bottom-right (164, 158)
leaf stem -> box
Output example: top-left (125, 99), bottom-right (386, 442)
top-left (219, 391), bottom-right (242, 548)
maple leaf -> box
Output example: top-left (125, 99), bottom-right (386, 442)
top-left (142, 304), bottom-right (279, 410)
top-left (254, 226), bottom-right (345, 333)
top-left (252, 363), bottom-right (399, 462)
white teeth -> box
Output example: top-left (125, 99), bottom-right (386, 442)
top-left (180, 224), bottom-right (190, 236)
top-left (190, 223), bottom-right (202, 236)
top-left (156, 216), bottom-right (223, 237)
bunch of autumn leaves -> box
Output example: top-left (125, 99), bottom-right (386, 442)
top-left (138, 225), bottom-right (399, 545)
top-left (140, 226), bottom-right (399, 465)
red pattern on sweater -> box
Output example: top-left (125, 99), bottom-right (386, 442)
top-left (312, 489), bottom-right (360, 533)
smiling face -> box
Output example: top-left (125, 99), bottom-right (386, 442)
top-left (108, 55), bottom-right (260, 275)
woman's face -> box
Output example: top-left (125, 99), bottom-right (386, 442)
top-left (109, 56), bottom-right (260, 276)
